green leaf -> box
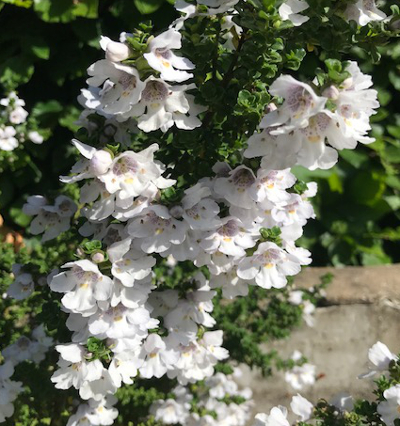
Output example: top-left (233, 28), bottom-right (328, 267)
top-left (327, 173), bottom-right (343, 193)
top-left (360, 246), bottom-right (391, 266)
top-left (0, 177), bottom-right (14, 208)
top-left (1, 0), bottom-right (32, 7)
top-left (73, 0), bottom-right (98, 18)
top-left (31, 45), bottom-right (50, 59)
top-left (33, 0), bottom-right (98, 22)
top-left (386, 175), bottom-right (400, 190)
top-left (285, 49), bottom-right (306, 71)
top-left (9, 206), bottom-right (31, 227)
top-left (339, 149), bottom-right (369, 169)
top-left (0, 56), bottom-right (34, 88)
top-left (349, 171), bottom-right (386, 206)
top-left (59, 105), bottom-right (80, 131)
top-left (32, 100), bottom-right (63, 117)
top-left (82, 240), bottom-right (102, 254)
top-left (134, 0), bottom-right (164, 14)
top-left (385, 146), bottom-right (400, 163)
top-left (383, 196), bottom-right (400, 211)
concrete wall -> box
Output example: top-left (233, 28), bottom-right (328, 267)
top-left (236, 265), bottom-right (400, 416)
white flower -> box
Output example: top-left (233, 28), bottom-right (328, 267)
top-left (150, 397), bottom-right (191, 424)
top-left (86, 397), bottom-right (119, 425)
top-left (30, 324), bottom-right (54, 363)
top-left (288, 290), bottom-right (315, 327)
top-left (109, 278), bottom-right (152, 311)
top-left (209, 266), bottom-right (250, 299)
top-left (264, 75), bottom-right (326, 133)
top-left (86, 60), bottom-right (145, 115)
top-left (171, 331), bottom-right (229, 384)
top-left (108, 350), bottom-right (143, 387)
top-left (25, 195), bottom-right (77, 242)
top-left (100, 35), bottom-right (131, 62)
top-left (200, 217), bottom-right (256, 257)
top-left (0, 126), bottom-right (18, 151)
top-left (51, 344), bottom-right (104, 391)
top-left (214, 165), bottom-right (256, 209)
top-left (330, 393), bottom-right (354, 412)
top-left (80, 181), bottom-right (117, 222)
top-left (290, 113), bottom-right (340, 170)
top-left (285, 351), bottom-right (316, 390)
top-left (181, 183), bottom-right (221, 231)
top-left (128, 205), bottom-right (188, 254)
top-left (359, 341), bottom-right (397, 378)
top-left (279, 0), bottom-right (309, 26)
top-left (22, 195), bottom-right (47, 215)
top-left (272, 193), bottom-right (315, 227)
top-left (290, 394), bottom-right (313, 421)
top-left (344, 0), bottom-right (386, 26)
top-left (139, 334), bottom-right (179, 379)
top-left (60, 139), bottom-right (113, 183)
top-left (28, 130), bottom-right (44, 144)
top-left (108, 238), bottom-right (156, 287)
top-left (237, 242), bottom-right (302, 289)
top-left (87, 304), bottom-right (157, 340)
top-left (0, 362), bottom-right (23, 423)
top-left (250, 169), bottom-right (296, 204)
top-left (252, 407), bottom-right (290, 426)
top-left (244, 127), bottom-right (299, 171)
top-left (2, 336), bottom-right (39, 365)
top-left (9, 105), bottom-right (28, 124)
top-left (171, 1), bottom-right (197, 30)
top-left (98, 144), bottom-right (172, 212)
top-left (164, 275), bottom-right (216, 345)
top-left (0, 92), bottom-right (25, 108)
top-left (144, 29), bottom-right (194, 82)
top-left (79, 370), bottom-right (118, 401)
top-left (7, 266), bottom-right (35, 300)
top-left (123, 78), bottom-right (202, 132)
top-left (50, 260), bottom-right (113, 316)
top-left (198, 0), bottom-right (239, 14)
top-left (378, 385), bottom-right (400, 426)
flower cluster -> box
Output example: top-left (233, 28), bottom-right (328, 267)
top-left (6, 264), bottom-right (36, 300)
top-left (249, 342), bottom-right (400, 426)
top-left (252, 394), bottom-right (314, 426)
top-left (79, 28), bottom-right (204, 134)
top-left (0, 92), bottom-right (44, 151)
top-left (150, 370), bottom-right (253, 426)
top-left (279, 0), bottom-right (387, 27)
top-left (0, 327), bottom-right (53, 422)
top-left (47, 123), bottom-right (316, 423)
top-left (284, 350), bottom-right (316, 390)
top-left (245, 62), bottom-right (379, 170)
top-left (0, 362), bottom-right (23, 422)
top-left (2, 325), bottom-right (53, 366)
top-left (9, 0), bottom-right (383, 423)
top-left (358, 341), bottom-right (400, 426)
top-left (22, 195), bottom-right (77, 242)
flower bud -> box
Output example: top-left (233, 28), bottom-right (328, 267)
top-left (28, 131), bottom-right (44, 144)
top-left (266, 102), bottom-right (278, 113)
top-left (341, 77), bottom-right (353, 90)
top-left (322, 85), bottom-right (340, 100)
top-left (89, 150), bottom-right (113, 176)
top-left (91, 252), bottom-right (105, 263)
top-left (105, 41), bottom-right (131, 62)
